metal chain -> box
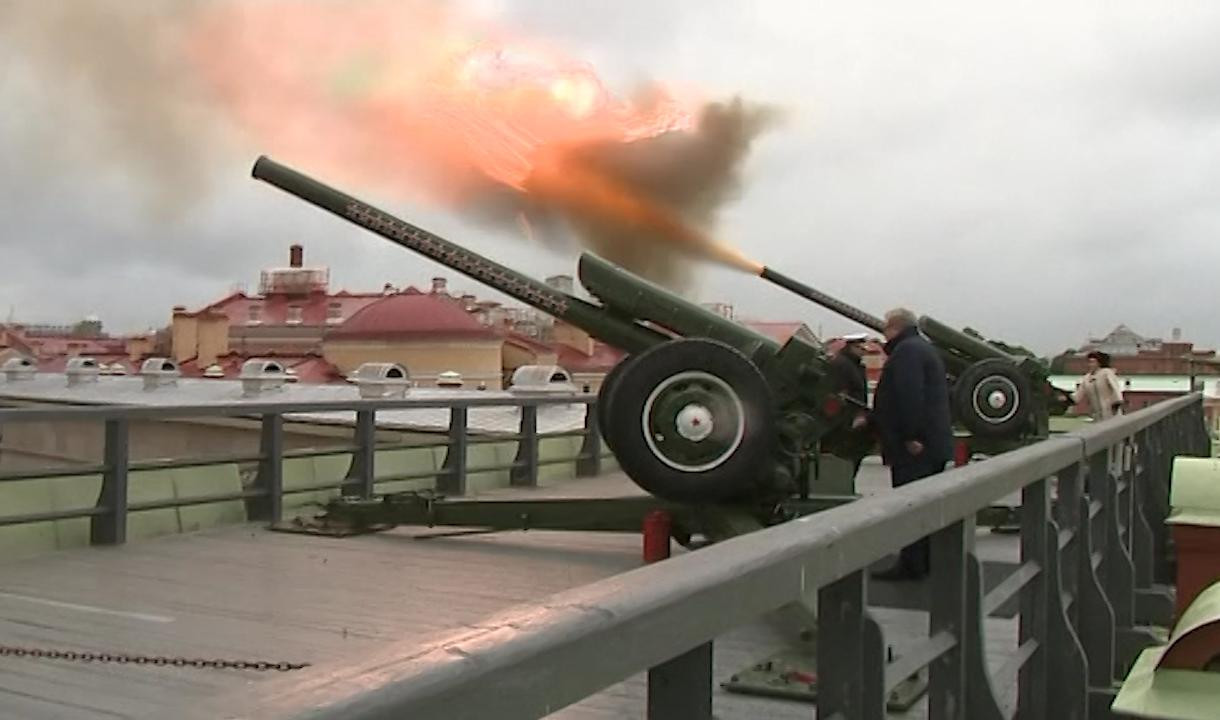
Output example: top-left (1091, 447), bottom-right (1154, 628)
top-left (0, 644), bottom-right (309, 671)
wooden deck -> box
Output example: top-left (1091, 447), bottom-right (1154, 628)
top-left (0, 465), bottom-right (1023, 719)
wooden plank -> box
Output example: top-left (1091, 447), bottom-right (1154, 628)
top-left (0, 467), bottom-right (1023, 719)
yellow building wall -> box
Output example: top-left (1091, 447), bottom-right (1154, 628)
top-left (323, 338), bottom-right (505, 389)
top-left (502, 343), bottom-right (558, 372)
top-left (170, 314), bottom-right (198, 364)
top-left (195, 316), bottom-right (230, 367)
top-left (552, 322), bottom-right (593, 355)
top-left (125, 335), bottom-right (154, 361)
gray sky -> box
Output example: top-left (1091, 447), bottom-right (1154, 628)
top-left (2, 1), bottom-right (1218, 355)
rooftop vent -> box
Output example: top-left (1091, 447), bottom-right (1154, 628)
top-left (203, 364), bottom-right (225, 379)
top-left (436, 370), bottom-right (463, 389)
top-left (2, 356), bottom-right (36, 382)
top-left (239, 359), bottom-right (288, 396)
top-left (65, 356), bottom-right (100, 386)
top-left (351, 362), bottom-right (410, 399)
top-left (509, 365), bottom-right (576, 396)
top-left (140, 357), bottom-right (180, 390)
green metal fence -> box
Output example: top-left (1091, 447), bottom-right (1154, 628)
top-left (232, 394), bottom-right (1211, 720)
top-left (0, 395), bottom-right (608, 552)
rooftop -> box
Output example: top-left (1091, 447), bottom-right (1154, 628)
top-left (0, 374), bottom-right (587, 435)
top-left (327, 291), bottom-right (498, 341)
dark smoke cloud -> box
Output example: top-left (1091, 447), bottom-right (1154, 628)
top-left (1, 0), bottom-right (771, 293)
top-left (468, 98), bottom-right (778, 290)
top-left (563, 98), bottom-right (776, 288)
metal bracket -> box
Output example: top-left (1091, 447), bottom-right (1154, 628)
top-left (721, 647), bottom-right (928, 710)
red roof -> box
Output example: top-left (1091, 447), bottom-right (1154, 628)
top-left (0, 327), bottom-right (34, 356)
top-left (556, 341), bottom-right (626, 373)
top-left (327, 292), bottom-right (497, 341)
top-left (178, 351), bottom-right (345, 383)
top-left (187, 290), bottom-right (386, 327)
top-left (37, 353), bottom-right (131, 373)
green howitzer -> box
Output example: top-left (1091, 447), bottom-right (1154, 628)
top-left (251, 156), bottom-right (1063, 507)
top-left (252, 156), bottom-right (851, 507)
top-left (764, 268), bottom-right (1071, 444)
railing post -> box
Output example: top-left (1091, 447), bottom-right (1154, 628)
top-left (1018, 478), bottom-right (1049, 720)
top-left (1076, 489), bottom-right (1117, 708)
top-left (250, 413), bottom-right (284, 524)
top-left (645, 521), bottom-right (712, 720)
top-left (576, 400), bottom-right (602, 478)
top-left (92, 418), bottom-right (129, 545)
top-left (1129, 428), bottom-right (1173, 626)
top-left (438, 407), bottom-right (468, 495)
top-left (647, 643), bottom-right (713, 720)
top-left (344, 409), bottom-right (376, 499)
top-left (1147, 422), bottom-right (1173, 584)
top-left (817, 569), bottom-right (869, 719)
top-left (1045, 518), bottom-right (1090, 720)
top-left (511, 403), bottom-right (539, 487)
top-left (1054, 462), bottom-right (1083, 621)
top-left (928, 519), bottom-right (968, 719)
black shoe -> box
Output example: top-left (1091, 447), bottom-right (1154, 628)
top-left (870, 563), bottom-right (916, 581)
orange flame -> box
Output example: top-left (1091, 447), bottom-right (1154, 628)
top-left (526, 149), bottom-right (763, 274)
top-left (189, 0), bottom-right (759, 272)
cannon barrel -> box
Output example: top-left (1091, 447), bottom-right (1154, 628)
top-left (251, 156), bottom-right (665, 353)
top-left (760, 267), bottom-right (886, 333)
top-left (579, 254), bottom-right (779, 367)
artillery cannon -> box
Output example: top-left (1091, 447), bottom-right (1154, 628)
top-left (251, 155), bottom-right (1064, 708)
top-left (252, 156), bottom-right (850, 510)
top-left (252, 156), bottom-right (1065, 509)
top-left (763, 270), bottom-right (1072, 449)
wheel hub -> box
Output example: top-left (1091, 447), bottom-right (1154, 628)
top-left (675, 404), bottom-right (714, 442)
top-left (642, 371), bottom-right (745, 473)
top-left (972, 375), bottom-right (1020, 424)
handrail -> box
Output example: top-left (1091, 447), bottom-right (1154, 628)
top-left (0, 393), bottom-right (609, 539)
top-left (0, 393), bottom-right (595, 423)
top-left (222, 394), bottom-right (1207, 720)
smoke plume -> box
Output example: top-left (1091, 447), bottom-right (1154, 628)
top-left (0, 0), bottom-right (774, 290)
top-left (0, 1), bottom-right (223, 217)
top-left (539, 98), bottom-right (776, 287)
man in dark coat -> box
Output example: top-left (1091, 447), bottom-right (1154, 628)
top-left (870, 308), bottom-right (954, 580)
top-left (825, 333), bottom-right (871, 475)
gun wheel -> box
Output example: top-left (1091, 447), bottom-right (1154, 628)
top-left (953, 358), bottom-right (1032, 439)
top-left (596, 355), bottom-right (637, 456)
top-left (606, 339), bottom-right (773, 503)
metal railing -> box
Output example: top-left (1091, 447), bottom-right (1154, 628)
top-left (0, 395), bottom-right (606, 545)
top-left (229, 395), bottom-right (1211, 720)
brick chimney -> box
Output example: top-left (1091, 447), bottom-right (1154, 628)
top-left (289, 244), bottom-right (304, 268)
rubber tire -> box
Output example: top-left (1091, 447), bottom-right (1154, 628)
top-left (596, 354), bottom-right (637, 456)
top-left (953, 358), bottom-right (1032, 440)
top-left (605, 339), bottom-right (774, 504)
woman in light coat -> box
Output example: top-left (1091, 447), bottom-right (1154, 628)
top-left (1074, 351), bottom-right (1124, 420)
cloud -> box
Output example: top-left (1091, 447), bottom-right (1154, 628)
top-left (2, 0), bottom-right (1219, 357)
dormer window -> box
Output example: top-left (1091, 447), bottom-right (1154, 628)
top-left (286, 305), bottom-right (303, 325)
top-left (326, 302), bottom-right (343, 324)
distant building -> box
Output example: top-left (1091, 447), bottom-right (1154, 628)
top-left (323, 289), bottom-right (505, 389)
top-left (0, 321), bottom-right (152, 374)
top-left (1063, 325), bottom-right (1219, 376)
top-left (170, 244), bottom-right (387, 372)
